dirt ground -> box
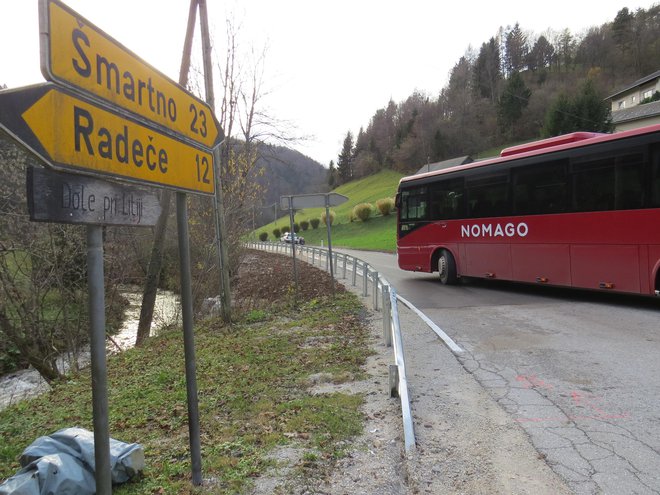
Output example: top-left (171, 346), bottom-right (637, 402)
top-left (235, 250), bottom-right (346, 306)
top-left (239, 249), bottom-right (572, 494)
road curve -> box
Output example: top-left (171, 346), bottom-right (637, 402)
top-left (338, 248), bottom-right (660, 495)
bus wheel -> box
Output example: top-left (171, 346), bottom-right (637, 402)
top-left (438, 250), bottom-right (458, 285)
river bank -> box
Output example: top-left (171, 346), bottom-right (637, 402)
top-left (0, 286), bottom-right (179, 411)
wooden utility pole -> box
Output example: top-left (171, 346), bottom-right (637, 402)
top-left (199, 0), bottom-right (232, 322)
top-left (136, 0), bottom-right (198, 345)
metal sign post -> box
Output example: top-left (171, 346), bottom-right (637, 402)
top-left (325, 196), bottom-right (335, 295)
top-left (86, 224), bottom-right (112, 495)
top-left (287, 197), bottom-right (299, 300)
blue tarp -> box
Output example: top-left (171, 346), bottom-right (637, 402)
top-left (0, 427), bottom-right (144, 494)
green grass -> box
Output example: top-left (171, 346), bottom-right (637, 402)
top-left (0, 292), bottom-right (371, 494)
top-left (296, 214), bottom-right (397, 251)
top-left (255, 169), bottom-right (404, 252)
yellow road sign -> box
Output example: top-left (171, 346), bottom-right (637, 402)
top-left (39, 0), bottom-right (222, 149)
top-left (0, 84), bottom-right (214, 195)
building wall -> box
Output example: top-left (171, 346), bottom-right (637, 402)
top-left (611, 78), bottom-right (660, 111)
top-left (614, 115), bottom-right (660, 132)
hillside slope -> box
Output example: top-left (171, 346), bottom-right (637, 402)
top-left (256, 169), bottom-right (404, 251)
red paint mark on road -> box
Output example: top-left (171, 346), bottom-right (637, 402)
top-left (516, 375), bottom-right (554, 390)
top-left (515, 412), bottom-right (631, 423)
top-left (511, 377), bottom-right (630, 423)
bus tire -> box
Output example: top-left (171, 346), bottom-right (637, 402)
top-left (438, 249), bottom-right (458, 285)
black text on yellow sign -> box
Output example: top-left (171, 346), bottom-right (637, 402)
top-left (39, 0), bottom-right (222, 149)
top-left (21, 86), bottom-right (214, 195)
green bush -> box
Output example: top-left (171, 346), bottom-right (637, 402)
top-left (300, 220), bottom-right (309, 231)
top-left (321, 210), bottom-right (335, 226)
top-left (281, 226), bottom-right (290, 234)
top-left (273, 228), bottom-right (281, 238)
top-left (353, 203), bottom-right (373, 221)
top-left (376, 197), bottom-right (395, 216)
top-left (259, 232), bottom-right (268, 241)
top-left (310, 218), bottom-right (321, 229)
top-left (293, 223), bottom-right (300, 233)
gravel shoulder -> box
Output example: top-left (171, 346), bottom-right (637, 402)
top-left (258, 253), bottom-right (574, 494)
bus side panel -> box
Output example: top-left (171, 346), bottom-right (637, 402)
top-left (638, 245), bottom-right (650, 294)
top-left (511, 244), bottom-right (571, 285)
top-left (649, 245), bottom-right (660, 293)
top-left (398, 243), bottom-right (435, 272)
top-left (570, 245), bottom-right (640, 292)
top-left (463, 243), bottom-right (513, 280)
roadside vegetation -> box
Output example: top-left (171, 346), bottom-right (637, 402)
top-left (254, 170), bottom-right (403, 252)
top-left (0, 251), bottom-right (371, 494)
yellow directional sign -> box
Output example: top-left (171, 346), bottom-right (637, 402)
top-left (39, 0), bottom-right (222, 149)
top-left (0, 84), bottom-right (214, 195)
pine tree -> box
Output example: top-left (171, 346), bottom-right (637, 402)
top-left (337, 131), bottom-right (354, 183)
top-left (474, 37), bottom-right (502, 103)
top-left (327, 160), bottom-right (337, 188)
top-left (498, 72), bottom-right (531, 136)
top-left (542, 80), bottom-right (613, 136)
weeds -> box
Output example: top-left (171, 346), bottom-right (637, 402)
top-left (0, 291), bottom-right (370, 494)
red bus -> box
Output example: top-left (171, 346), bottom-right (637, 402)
top-left (395, 124), bottom-right (660, 296)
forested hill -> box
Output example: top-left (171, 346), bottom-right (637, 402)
top-left (253, 143), bottom-right (327, 221)
top-left (332, 4), bottom-right (660, 183)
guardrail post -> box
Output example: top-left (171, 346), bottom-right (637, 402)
top-left (389, 364), bottom-right (399, 398)
top-left (373, 271), bottom-right (379, 310)
top-left (352, 258), bottom-right (358, 286)
top-left (342, 254), bottom-right (347, 279)
top-left (362, 264), bottom-right (368, 297)
top-left (382, 285), bottom-right (391, 347)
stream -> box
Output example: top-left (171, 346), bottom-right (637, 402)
top-left (0, 286), bottom-right (180, 411)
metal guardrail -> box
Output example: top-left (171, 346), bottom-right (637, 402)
top-left (247, 241), bottom-right (416, 452)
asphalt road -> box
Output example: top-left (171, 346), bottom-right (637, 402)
top-left (337, 248), bottom-right (660, 495)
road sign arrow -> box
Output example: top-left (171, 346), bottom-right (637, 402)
top-left (280, 192), bottom-right (349, 210)
top-left (0, 83), bottom-right (215, 195)
top-left (39, 0), bottom-right (223, 149)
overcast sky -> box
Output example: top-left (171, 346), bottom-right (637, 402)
top-left (0, 0), bottom-right (651, 166)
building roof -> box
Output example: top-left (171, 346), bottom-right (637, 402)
top-left (611, 100), bottom-right (660, 123)
top-left (607, 69), bottom-right (660, 100)
top-left (415, 156), bottom-right (472, 175)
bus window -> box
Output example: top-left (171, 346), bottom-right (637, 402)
top-left (429, 178), bottom-right (465, 220)
top-left (572, 149), bottom-right (646, 212)
top-left (512, 159), bottom-right (569, 215)
top-left (614, 152), bottom-right (645, 210)
top-left (572, 155), bottom-right (615, 212)
top-left (651, 145), bottom-right (660, 208)
top-left (400, 186), bottom-right (428, 221)
top-left (466, 173), bottom-right (509, 218)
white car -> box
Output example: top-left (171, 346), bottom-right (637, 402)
top-left (280, 232), bottom-right (305, 245)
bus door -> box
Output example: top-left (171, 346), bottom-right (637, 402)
top-left (461, 172), bottom-right (513, 280)
top-left (567, 150), bottom-right (646, 293)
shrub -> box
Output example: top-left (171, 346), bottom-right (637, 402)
top-left (300, 220), bottom-right (309, 231)
top-left (376, 197), bottom-right (395, 216)
top-left (281, 226), bottom-right (290, 234)
top-left (353, 203), bottom-right (373, 222)
top-left (310, 218), bottom-right (321, 229)
top-left (259, 232), bottom-right (268, 241)
top-left (321, 210), bottom-right (335, 226)
top-left (348, 210), bottom-right (356, 223)
top-left (293, 223), bottom-right (300, 233)
top-left (273, 228), bottom-right (281, 238)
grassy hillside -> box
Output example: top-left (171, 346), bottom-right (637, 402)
top-left (254, 169), bottom-right (404, 252)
